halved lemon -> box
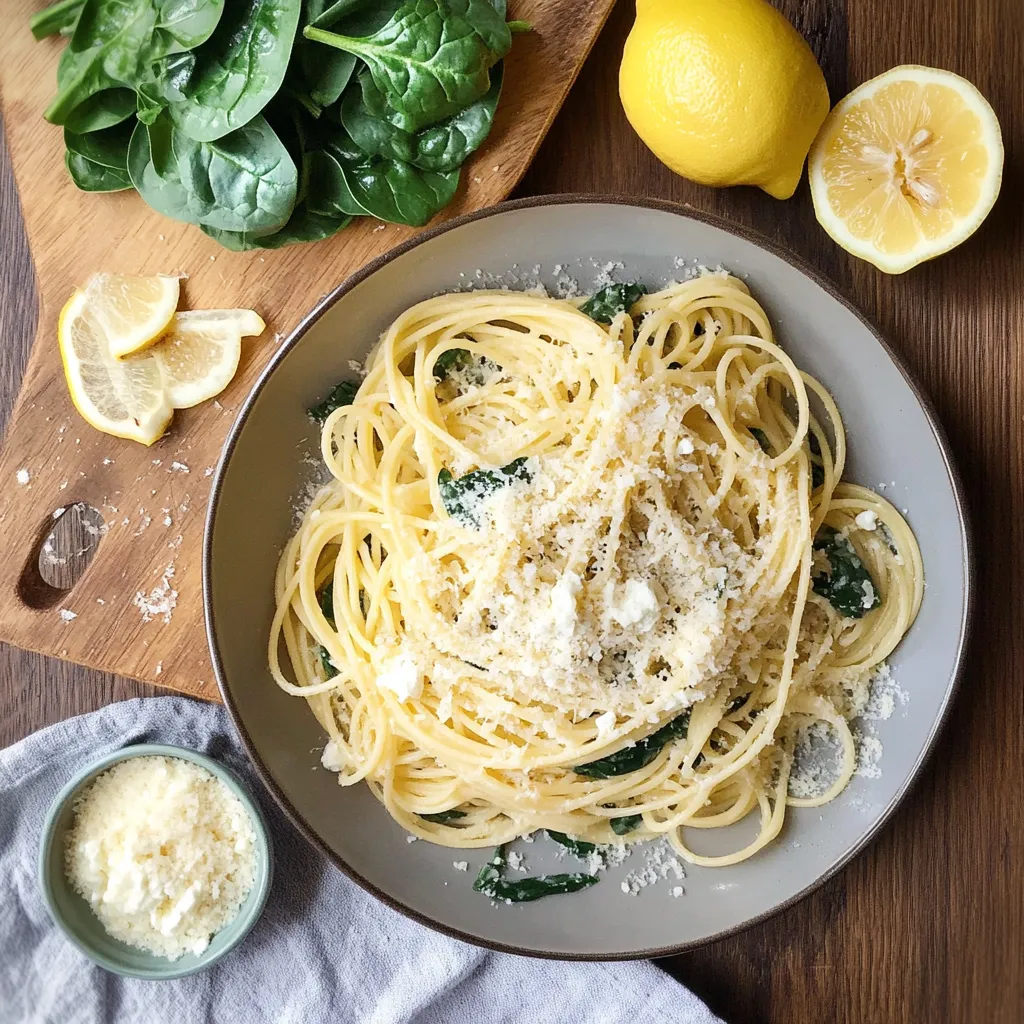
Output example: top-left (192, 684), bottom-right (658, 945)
top-left (149, 310), bottom-right (265, 408)
top-left (81, 273), bottom-right (181, 358)
top-left (58, 289), bottom-right (173, 446)
top-left (809, 66), bottom-right (1003, 273)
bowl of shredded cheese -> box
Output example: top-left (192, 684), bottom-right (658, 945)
top-left (38, 744), bottom-right (273, 979)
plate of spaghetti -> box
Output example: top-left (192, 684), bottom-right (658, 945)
top-left (205, 197), bottom-right (971, 958)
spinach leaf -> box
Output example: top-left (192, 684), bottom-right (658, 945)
top-left (136, 51), bottom-right (196, 124)
top-left (318, 580), bottom-right (335, 623)
top-left (341, 63), bottom-right (501, 172)
top-left (473, 845), bottom-right (599, 903)
top-left (609, 814), bottom-right (642, 835)
top-left (545, 831), bottom-right (598, 858)
top-left (65, 151), bottom-right (133, 190)
top-left (45, 0), bottom-right (226, 125)
top-left (64, 118), bottom-right (135, 191)
top-left (434, 348), bottom-right (471, 380)
top-left (127, 117), bottom-right (199, 224)
top-left (808, 431), bottom-right (825, 490)
top-left (579, 282), bottom-right (647, 324)
top-left (438, 457), bottom-right (531, 528)
top-left (31, 0), bottom-right (85, 39)
top-left (332, 140), bottom-right (459, 226)
top-left (304, 149), bottom-right (366, 219)
top-left (299, 50), bottom-right (357, 112)
top-left (433, 347), bottom-right (500, 384)
top-left (300, 0), bottom-right (403, 109)
top-left (205, 140), bottom-right (357, 249)
top-left (150, 0), bottom-right (226, 48)
top-left (304, 0), bottom-right (511, 133)
top-left (202, 213), bottom-right (339, 249)
top-left (309, 379), bottom-right (359, 421)
top-left (574, 710), bottom-right (691, 779)
top-left (419, 809), bottom-right (467, 824)
top-left (750, 427), bottom-right (771, 453)
top-left (64, 117), bottom-right (134, 163)
top-left (812, 527), bottom-right (881, 619)
top-left (312, 0), bottom-right (381, 26)
top-left (63, 88), bottom-right (137, 132)
top-left (315, 581), bottom-right (338, 676)
top-left (167, 0), bottom-right (302, 142)
top-left (473, 845), bottom-right (505, 891)
top-left (481, 874), bottom-right (599, 903)
top-left (317, 644), bottom-right (337, 677)
top-left (129, 113), bottom-right (298, 235)
top-left (296, 0), bottom-right (369, 109)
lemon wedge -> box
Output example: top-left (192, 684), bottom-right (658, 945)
top-left (809, 65), bottom-right (1003, 273)
top-left (59, 289), bottom-right (174, 446)
top-left (60, 288), bottom-right (265, 444)
top-left (81, 273), bottom-right (181, 358)
top-left (150, 310), bottom-right (266, 409)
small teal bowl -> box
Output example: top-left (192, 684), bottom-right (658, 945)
top-left (38, 742), bottom-right (273, 980)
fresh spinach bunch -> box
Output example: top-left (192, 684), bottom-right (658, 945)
top-left (30, 0), bottom-right (526, 249)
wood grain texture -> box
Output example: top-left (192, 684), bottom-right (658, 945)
top-left (3, 1), bottom-right (1024, 1022)
top-left (0, 0), bottom-right (615, 698)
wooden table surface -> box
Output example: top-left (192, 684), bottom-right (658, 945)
top-left (2, 1), bottom-right (1022, 1021)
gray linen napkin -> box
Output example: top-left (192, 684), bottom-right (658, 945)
top-left (0, 696), bottom-right (722, 1024)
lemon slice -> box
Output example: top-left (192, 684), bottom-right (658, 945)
top-left (59, 289), bottom-right (173, 446)
top-left (80, 273), bottom-right (181, 358)
top-left (809, 66), bottom-right (1003, 273)
top-left (148, 309), bottom-right (266, 409)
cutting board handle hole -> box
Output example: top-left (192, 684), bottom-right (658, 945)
top-left (17, 503), bottom-right (105, 609)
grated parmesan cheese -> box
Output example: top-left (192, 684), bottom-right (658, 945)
top-left (65, 756), bottom-right (256, 960)
top-left (855, 510), bottom-right (878, 531)
top-left (619, 839), bottom-right (685, 895)
top-left (608, 578), bottom-right (660, 632)
top-left (390, 376), bottom-right (762, 721)
top-left (854, 730), bottom-right (884, 779)
top-left (134, 564), bottom-right (177, 624)
top-left (376, 652), bottom-right (424, 701)
top-left (321, 740), bottom-right (346, 771)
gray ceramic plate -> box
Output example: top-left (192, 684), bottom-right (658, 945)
top-left (205, 197), bottom-right (972, 959)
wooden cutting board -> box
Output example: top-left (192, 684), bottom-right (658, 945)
top-left (0, 0), bottom-right (614, 701)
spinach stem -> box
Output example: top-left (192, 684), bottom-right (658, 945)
top-left (30, 0), bottom-right (83, 40)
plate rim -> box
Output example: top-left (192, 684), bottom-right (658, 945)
top-left (203, 194), bottom-right (975, 961)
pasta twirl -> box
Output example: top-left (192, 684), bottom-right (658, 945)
top-left (269, 274), bottom-right (922, 867)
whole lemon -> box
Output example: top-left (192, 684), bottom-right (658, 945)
top-left (619, 0), bottom-right (830, 199)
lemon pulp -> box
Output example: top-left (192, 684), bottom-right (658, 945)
top-left (809, 65), bottom-right (1003, 273)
